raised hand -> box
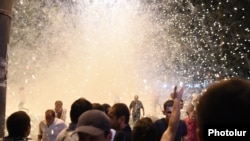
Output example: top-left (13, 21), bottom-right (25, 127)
top-left (173, 85), bottom-right (184, 100)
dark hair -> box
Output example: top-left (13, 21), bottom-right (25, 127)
top-left (45, 109), bottom-right (55, 117)
top-left (92, 103), bottom-right (105, 112)
top-left (102, 103), bottom-right (111, 115)
top-left (55, 100), bottom-right (63, 105)
top-left (163, 100), bottom-right (174, 110)
top-left (70, 98), bottom-right (92, 123)
top-left (132, 117), bottom-right (156, 141)
top-left (197, 78), bottom-right (250, 139)
top-left (6, 111), bottom-right (31, 138)
top-left (112, 103), bottom-right (130, 124)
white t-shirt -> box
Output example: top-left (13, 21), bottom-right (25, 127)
top-left (55, 108), bottom-right (67, 122)
top-left (38, 118), bottom-right (67, 141)
top-left (56, 123), bottom-right (77, 141)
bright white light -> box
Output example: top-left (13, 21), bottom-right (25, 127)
top-left (162, 84), bottom-right (167, 88)
top-left (179, 82), bottom-right (183, 87)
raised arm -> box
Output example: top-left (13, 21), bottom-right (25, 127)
top-left (160, 86), bottom-right (184, 141)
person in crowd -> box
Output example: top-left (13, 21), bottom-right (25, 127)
top-left (109, 103), bottom-right (132, 141)
top-left (73, 110), bottom-right (112, 141)
top-left (185, 103), bottom-right (194, 117)
top-left (38, 109), bottom-right (67, 141)
top-left (184, 109), bottom-right (197, 141)
top-left (102, 103), bottom-right (111, 115)
top-left (56, 98), bottom-right (92, 141)
top-left (55, 100), bottom-right (67, 121)
top-left (3, 111), bottom-right (31, 141)
top-left (160, 86), bottom-right (184, 141)
top-left (18, 87), bottom-right (29, 112)
top-left (191, 93), bottom-right (200, 110)
top-left (132, 117), bottom-right (157, 141)
top-left (196, 78), bottom-right (250, 141)
top-left (180, 99), bottom-right (184, 110)
top-left (154, 98), bottom-right (187, 141)
top-left (92, 103), bottom-right (105, 111)
top-left (169, 92), bottom-right (184, 110)
top-left (129, 95), bottom-right (145, 123)
top-left (102, 103), bottom-right (116, 141)
top-left (92, 102), bottom-right (116, 141)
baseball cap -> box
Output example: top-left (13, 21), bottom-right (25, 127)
top-left (73, 109), bottom-right (111, 136)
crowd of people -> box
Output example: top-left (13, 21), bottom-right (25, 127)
top-left (1, 77), bottom-right (250, 141)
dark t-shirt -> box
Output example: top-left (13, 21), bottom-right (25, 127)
top-left (2, 137), bottom-right (30, 141)
top-left (113, 125), bottom-right (132, 141)
top-left (154, 118), bottom-right (187, 141)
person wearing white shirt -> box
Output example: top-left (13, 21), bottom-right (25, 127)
top-left (55, 100), bottom-right (67, 121)
top-left (38, 109), bottom-right (67, 141)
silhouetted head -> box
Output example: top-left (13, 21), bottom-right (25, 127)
top-left (132, 117), bottom-right (156, 141)
top-left (6, 111), bottom-right (31, 138)
top-left (70, 97), bottom-right (92, 124)
top-left (197, 78), bottom-right (250, 141)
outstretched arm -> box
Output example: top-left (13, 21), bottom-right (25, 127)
top-left (160, 86), bottom-right (184, 141)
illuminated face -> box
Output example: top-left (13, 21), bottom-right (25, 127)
top-left (45, 112), bottom-right (55, 126)
top-left (164, 106), bottom-right (173, 118)
top-left (55, 102), bottom-right (63, 113)
top-left (189, 111), bottom-right (196, 121)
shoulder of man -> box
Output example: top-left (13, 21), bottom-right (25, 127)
top-left (56, 129), bottom-right (76, 141)
top-left (114, 130), bottom-right (131, 141)
top-left (55, 118), bottom-right (66, 123)
top-left (178, 120), bottom-right (188, 136)
top-left (39, 120), bottom-right (47, 127)
top-left (56, 128), bottom-right (67, 141)
top-left (54, 118), bottom-right (67, 128)
top-left (154, 118), bottom-right (168, 129)
top-left (179, 120), bottom-right (187, 127)
top-left (155, 118), bottom-right (166, 123)
top-left (63, 108), bottom-right (67, 112)
top-left (129, 101), bottom-right (135, 107)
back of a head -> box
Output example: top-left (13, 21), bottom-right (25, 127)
top-left (92, 103), bottom-right (105, 112)
top-left (6, 111), bottom-right (31, 138)
top-left (102, 103), bottom-right (111, 115)
top-left (132, 117), bottom-right (156, 141)
top-left (70, 98), bottom-right (92, 123)
top-left (197, 78), bottom-right (250, 139)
